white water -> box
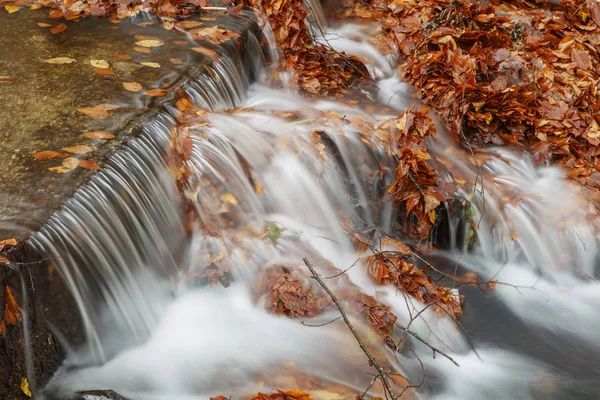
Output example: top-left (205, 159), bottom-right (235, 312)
top-left (35, 6), bottom-right (600, 400)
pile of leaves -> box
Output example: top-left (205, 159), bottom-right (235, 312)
top-left (337, 0), bottom-right (600, 190)
top-left (235, 0), bottom-right (370, 96)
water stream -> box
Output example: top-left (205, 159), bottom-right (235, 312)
top-left (31, 4), bottom-right (600, 400)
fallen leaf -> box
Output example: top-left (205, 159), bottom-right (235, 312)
top-left (32, 35), bottom-right (46, 42)
top-left (140, 61), bottom-right (161, 68)
top-left (50, 23), bottom-right (67, 34)
top-left (77, 103), bottom-right (118, 119)
top-left (135, 39), bottom-right (164, 48)
top-left (4, 5), bottom-right (20, 13)
top-left (90, 59), bottom-right (109, 69)
top-left (34, 150), bottom-right (68, 160)
top-left (30, 3), bottom-right (42, 9)
top-left (170, 58), bottom-right (183, 65)
top-left (176, 21), bottom-right (202, 29)
top-left (83, 131), bottom-right (115, 139)
top-left (20, 377), bottom-right (31, 398)
top-left (134, 46), bottom-right (151, 54)
top-left (5, 285), bottom-right (21, 325)
top-left (143, 88), bottom-right (166, 97)
top-left (37, 22), bottom-right (52, 27)
top-left (220, 193), bottom-right (238, 205)
top-left (266, 222), bottom-right (281, 244)
top-left (122, 81), bottom-right (143, 92)
top-left (192, 47), bottom-right (221, 61)
top-left (173, 40), bottom-right (188, 45)
top-left (0, 76), bottom-right (13, 82)
top-left (0, 320), bottom-right (5, 338)
top-left (93, 68), bottom-right (115, 75)
top-left (62, 145), bottom-right (92, 154)
top-left (0, 238), bottom-right (17, 247)
top-left (0, 256), bottom-right (7, 264)
top-left (48, 157), bottom-right (80, 173)
top-left (46, 57), bottom-right (76, 65)
top-left (79, 160), bottom-right (100, 170)
top-left (113, 53), bottom-right (131, 60)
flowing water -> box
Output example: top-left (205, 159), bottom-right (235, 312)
top-left (29, 4), bottom-right (600, 400)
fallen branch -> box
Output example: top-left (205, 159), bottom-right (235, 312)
top-left (303, 257), bottom-right (397, 399)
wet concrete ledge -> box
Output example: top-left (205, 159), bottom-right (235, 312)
top-left (0, 7), bottom-right (266, 398)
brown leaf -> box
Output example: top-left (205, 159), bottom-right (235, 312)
top-left (122, 81), bottom-right (143, 92)
top-left (135, 39), bottom-right (165, 48)
top-left (83, 131), bottom-right (115, 139)
top-left (113, 53), bottom-right (131, 60)
top-left (175, 21), bottom-right (203, 29)
top-left (50, 23), bottom-right (67, 34)
top-left (4, 285), bottom-right (21, 325)
top-left (0, 320), bottom-right (5, 338)
top-left (48, 157), bottom-right (80, 173)
top-left (571, 49), bottom-right (591, 70)
top-left (77, 103), bottom-right (118, 119)
top-left (144, 88), bottom-right (166, 97)
top-left (79, 160), bottom-right (100, 170)
top-left (192, 47), bottom-right (221, 61)
top-left (62, 145), bottom-right (92, 154)
top-left (0, 76), bottom-right (13, 82)
top-left (134, 46), bottom-right (151, 54)
top-left (0, 238), bottom-right (17, 248)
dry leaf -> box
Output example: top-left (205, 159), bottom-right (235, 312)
top-left (50, 23), bottom-right (67, 34)
top-left (0, 76), bottom-right (13, 82)
top-left (83, 131), bottom-right (115, 139)
top-left (37, 22), bottom-right (52, 27)
top-left (173, 40), bottom-right (188, 45)
top-left (113, 53), bottom-right (131, 60)
top-left (135, 39), bottom-right (164, 47)
top-left (170, 58), bottom-right (183, 65)
top-left (143, 88), bottom-right (166, 97)
top-left (20, 377), bottom-right (31, 398)
top-left (79, 160), bottom-right (100, 170)
top-left (122, 81), bottom-right (143, 92)
top-left (0, 238), bottom-right (17, 247)
top-left (62, 145), bottom-right (92, 154)
top-left (0, 320), bottom-right (5, 338)
top-left (77, 103), bottom-right (118, 119)
top-left (140, 61), bottom-right (161, 68)
top-left (176, 21), bottom-right (202, 29)
top-left (46, 57), bottom-right (76, 64)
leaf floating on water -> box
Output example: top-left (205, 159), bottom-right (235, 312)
top-left (135, 39), bottom-right (164, 48)
top-left (191, 26), bottom-right (241, 45)
top-left (20, 377), bottom-right (31, 398)
top-left (34, 150), bottom-right (68, 160)
top-left (140, 61), bottom-right (161, 68)
top-left (170, 58), bottom-right (183, 65)
top-left (191, 47), bottom-right (220, 61)
top-left (175, 21), bottom-right (202, 29)
top-left (4, 5), bottom-right (20, 13)
top-left (49, 157), bottom-right (80, 173)
top-left (4, 285), bottom-right (21, 325)
top-left (90, 59), bottom-right (109, 69)
top-left (265, 222), bottom-right (281, 244)
top-left (46, 57), bottom-right (76, 65)
top-left (0, 76), bottom-right (13, 82)
top-left (143, 88), bottom-right (166, 97)
top-left (50, 23), bottom-right (67, 34)
top-left (83, 131), bottom-right (115, 139)
top-left (77, 103), bottom-right (119, 119)
top-left (79, 160), bottom-right (100, 170)
top-left (62, 145), bottom-right (92, 154)
top-left (122, 81), bottom-right (143, 92)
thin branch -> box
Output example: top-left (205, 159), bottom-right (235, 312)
top-left (397, 325), bottom-right (460, 367)
top-left (303, 257), bottom-right (396, 400)
top-left (359, 375), bottom-right (379, 400)
top-left (300, 316), bottom-right (342, 327)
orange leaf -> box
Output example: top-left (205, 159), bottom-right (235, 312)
top-left (79, 160), bottom-right (100, 170)
top-left (134, 46), bottom-right (151, 54)
top-left (144, 88), bottom-right (166, 97)
top-left (83, 131), bottom-right (115, 139)
top-left (4, 285), bottom-right (21, 325)
top-left (93, 68), bottom-right (115, 75)
top-left (50, 23), bottom-right (67, 34)
top-left (113, 53), bottom-right (131, 60)
top-left (62, 145), bottom-right (92, 154)
top-left (0, 76), bottom-right (13, 82)
top-left (34, 150), bottom-right (64, 160)
top-left (0, 320), bottom-right (5, 338)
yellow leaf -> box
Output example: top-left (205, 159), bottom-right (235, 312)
top-left (5, 5), bottom-right (20, 13)
top-left (122, 82), bottom-right (143, 92)
top-left (20, 377), bottom-right (31, 398)
top-left (90, 59), bottom-right (109, 69)
top-left (140, 62), bottom-right (161, 68)
top-left (135, 39), bottom-right (165, 48)
top-left (220, 193), bottom-right (238, 205)
top-left (46, 57), bottom-right (76, 65)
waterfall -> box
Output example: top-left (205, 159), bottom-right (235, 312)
top-left (30, 4), bottom-right (600, 400)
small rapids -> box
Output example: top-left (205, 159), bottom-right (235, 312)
top-left (31, 6), bottom-right (600, 400)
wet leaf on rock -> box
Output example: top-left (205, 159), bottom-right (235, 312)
top-left (4, 5), bottom-right (20, 13)
top-left (79, 160), bottom-right (100, 170)
top-left (140, 61), bottom-right (161, 68)
top-left (34, 150), bottom-right (68, 160)
top-left (134, 46), bottom-right (151, 54)
top-left (48, 157), bottom-right (80, 173)
top-left (90, 59), bottom-right (109, 69)
top-left (62, 145), bottom-right (92, 154)
top-left (77, 103), bottom-right (119, 119)
top-left (50, 23), bottom-right (67, 34)
top-left (20, 378), bottom-right (31, 398)
top-left (0, 76), bottom-right (13, 82)
top-left (143, 88), bottom-right (166, 97)
top-left (94, 68), bottom-right (115, 75)
top-left (135, 39), bottom-right (164, 48)
top-left (113, 53), bottom-right (132, 60)
top-left (4, 285), bottom-right (21, 325)
top-left (46, 57), bottom-right (76, 64)
top-left (83, 131), bottom-right (115, 139)
top-left (122, 81), bottom-right (143, 92)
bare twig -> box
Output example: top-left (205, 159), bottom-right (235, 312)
top-left (359, 375), bottom-right (379, 400)
top-left (300, 316), bottom-right (342, 327)
top-left (303, 257), bottom-right (397, 399)
top-left (397, 325), bottom-right (460, 367)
